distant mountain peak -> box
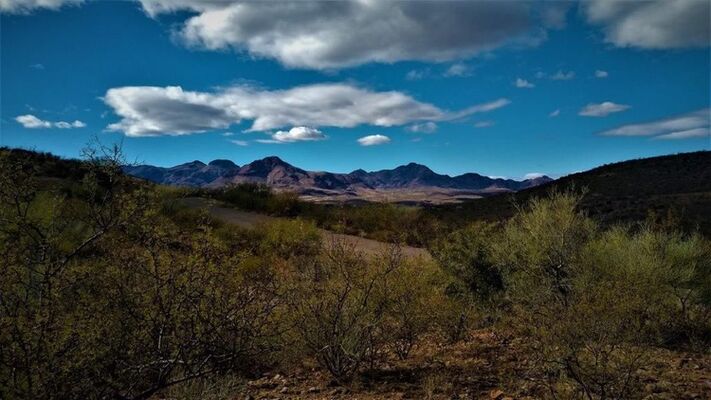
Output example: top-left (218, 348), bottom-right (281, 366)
top-left (259, 155), bottom-right (286, 164)
top-left (208, 159), bottom-right (238, 169)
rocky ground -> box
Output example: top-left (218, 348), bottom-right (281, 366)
top-left (161, 330), bottom-right (711, 400)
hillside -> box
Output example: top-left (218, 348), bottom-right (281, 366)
top-left (123, 156), bottom-right (552, 203)
top-left (435, 151), bottom-right (711, 234)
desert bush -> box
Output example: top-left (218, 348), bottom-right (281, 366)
top-left (430, 223), bottom-right (504, 304)
top-left (214, 182), bottom-right (302, 217)
top-left (257, 218), bottom-right (322, 260)
top-left (494, 191), bottom-right (711, 399)
top-left (284, 240), bottom-right (388, 380)
top-left (584, 227), bottom-right (711, 349)
top-left (282, 241), bottom-right (446, 378)
top-left (380, 256), bottom-right (442, 360)
top-left (283, 241), bottom-right (404, 380)
top-left (0, 146), bottom-right (284, 399)
top-left (84, 222), bottom-right (282, 399)
top-left (0, 145), bottom-right (150, 398)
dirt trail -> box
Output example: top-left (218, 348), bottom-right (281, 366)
top-left (179, 197), bottom-right (431, 259)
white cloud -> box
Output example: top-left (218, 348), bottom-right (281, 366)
top-left (138, 0), bottom-right (536, 70)
top-left (229, 139), bottom-right (249, 146)
top-left (357, 134), bottom-right (391, 146)
top-left (54, 120), bottom-right (86, 129)
top-left (549, 109), bottom-right (561, 117)
top-left (550, 70), bottom-right (575, 80)
top-left (269, 126), bottom-right (326, 143)
top-left (515, 78), bottom-right (535, 88)
top-left (474, 120), bottom-right (495, 128)
top-left (16, 114), bottom-right (51, 128)
top-left (29, 63), bottom-right (44, 70)
top-left (444, 63), bottom-right (473, 77)
top-left (452, 98), bottom-right (511, 117)
top-left (579, 102), bottom-right (630, 117)
top-left (583, 0), bottom-right (710, 49)
top-left (600, 108), bottom-right (710, 140)
top-left (0, 0), bottom-right (82, 13)
top-left (15, 114), bottom-right (86, 129)
top-left (595, 70), bottom-right (609, 78)
top-left (222, 132), bottom-right (234, 136)
top-left (524, 172), bottom-right (546, 179)
top-left (104, 83), bottom-right (507, 137)
top-left (655, 128), bottom-right (710, 140)
top-left (406, 122), bottom-right (437, 134)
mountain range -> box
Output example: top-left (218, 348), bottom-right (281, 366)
top-left (123, 156), bottom-right (552, 201)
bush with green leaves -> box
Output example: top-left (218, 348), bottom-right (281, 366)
top-left (492, 191), bottom-right (711, 399)
top-left (282, 241), bottom-right (443, 379)
top-left (0, 147), bottom-right (284, 399)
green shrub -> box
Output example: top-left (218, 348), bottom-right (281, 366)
top-left (491, 191), bottom-right (711, 399)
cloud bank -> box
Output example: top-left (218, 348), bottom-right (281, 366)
top-left (583, 0), bottom-right (710, 49)
top-left (138, 0), bottom-right (534, 69)
top-left (103, 83), bottom-right (507, 137)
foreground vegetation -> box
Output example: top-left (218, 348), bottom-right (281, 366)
top-left (1, 147), bottom-right (710, 399)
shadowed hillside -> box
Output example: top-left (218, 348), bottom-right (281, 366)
top-left (435, 151), bottom-right (711, 234)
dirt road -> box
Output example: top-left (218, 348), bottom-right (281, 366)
top-left (179, 197), bottom-right (431, 259)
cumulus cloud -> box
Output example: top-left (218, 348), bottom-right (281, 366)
top-left (357, 134), bottom-right (391, 146)
top-left (16, 114), bottom-right (51, 128)
top-left (515, 78), bottom-right (535, 88)
top-left (268, 126), bottom-right (326, 143)
top-left (103, 83), bottom-right (507, 137)
top-left (578, 101), bottom-right (630, 117)
top-left (595, 70), bottom-right (609, 78)
top-left (549, 109), bottom-right (561, 117)
top-left (406, 122), bottom-right (437, 134)
top-left (229, 139), bottom-right (249, 146)
top-left (15, 114), bottom-right (86, 129)
top-left (600, 108), bottom-right (710, 140)
top-left (550, 70), bottom-right (575, 80)
top-left (0, 0), bottom-right (82, 13)
top-left (138, 0), bottom-right (536, 70)
top-left (583, 0), bottom-right (710, 49)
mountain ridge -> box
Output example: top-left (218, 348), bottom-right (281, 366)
top-left (123, 156), bottom-right (552, 197)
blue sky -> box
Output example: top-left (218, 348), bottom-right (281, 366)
top-left (1, 0), bottom-right (709, 179)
